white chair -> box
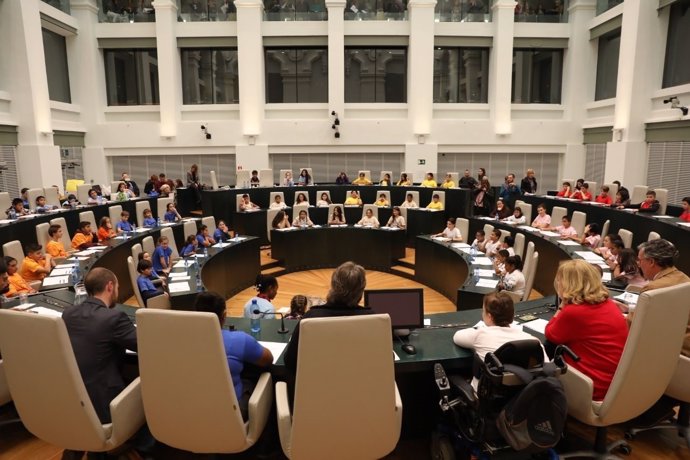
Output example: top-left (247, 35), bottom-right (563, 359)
top-left (236, 194), bottom-right (245, 212)
top-left (76, 184), bottom-right (92, 205)
top-left (3, 241), bottom-right (24, 270)
top-left (604, 183), bottom-right (618, 197)
top-left (379, 170), bottom-right (393, 183)
top-left (551, 206), bottom-right (567, 224)
top-left (183, 220), bottom-right (197, 240)
top-left (201, 216), bottom-right (216, 236)
top-left (357, 170), bottom-right (372, 182)
top-left (275, 315), bottom-right (402, 459)
top-left (127, 256), bottom-right (169, 309)
top-left (50, 217), bottom-right (72, 249)
top-left (374, 190), bottom-right (391, 206)
top-left (483, 224), bottom-right (495, 239)
top-left (630, 185), bottom-right (648, 205)
top-left (571, 211), bottom-right (587, 237)
top-left (270, 191), bottom-right (286, 208)
top-left (111, 181), bottom-right (125, 198)
top-left (131, 243), bottom-right (143, 262)
top-left (160, 227), bottom-right (179, 260)
top-left (445, 172), bottom-right (460, 188)
top-left (562, 178), bottom-right (575, 188)
top-left (79, 211), bottom-right (97, 231)
top-left (654, 188), bottom-right (668, 215)
top-left (456, 218), bottom-right (469, 242)
top-left (135, 200), bottom-right (150, 228)
top-left (109, 205), bottom-right (123, 228)
top-left (279, 169), bottom-right (293, 186)
top-left (400, 191), bottom-right (420, 208)
top-left (26, 188), bottom-right (43, 210)
top-left (521, 251), bottom-right (538, 301)
top-left (266, 208), bottom-right (282, 242)
top-left (514, 233), bottom-right (525, 259)
top-left (429, 190), bottom-right (445, 209)
top-left (298, 167), bottom-right (313, 184)
top-left (401, 171), bottom-right (414, 184)
top-left (648, 231), bottom-right (661, 241)
top-left (43, 187), bottom-right (61, 207)
top-left (293, 193), bottom-right (310, 206)
top-left (315, 190), bottom-right (331, 207)
top-left (618, 228), bottom-right (633, 249)
top-left (499, 229), bottom-right (511, 242)
top-left (559, 283), bottom-right (690, 458)
top-left (327, 204), bottom-right (345, 223)
top-left (522, 241), bottom-right (535, 276)
top-left (0, 192), bottom-right (11, 213)
top-left (236, 170), bottom-right (251, 188)
top-left (600, 220), bottom-right (611, 246)
top-left (210, 170), bottom-right (220, 190)
top-left (157, 197), bottom-right (173, 218)
top-left (35, 223), bottom-right (51, 250)
top-left (259, 169), bottom-right (273, 187)
top-left (584, 181), bottom-right (597, 196)
top-left (361, 205), bottom-right (379, 222)
top-left (514, 200), bottom-right (532, 224)
top-left (0, 309), bottom-right (145, 453)
top-left (142, 236), bottom-right (155, 256)
top-left (136, 309), bottom-right (273, 453)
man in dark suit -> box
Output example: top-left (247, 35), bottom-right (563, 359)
top-left (62, 267), bottom-right (137, 424)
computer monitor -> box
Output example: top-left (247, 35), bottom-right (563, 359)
top-left (364, 288), bottom-right (424, 329)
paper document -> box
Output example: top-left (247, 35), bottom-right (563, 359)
top-left (518, 226), bottom-right (539, 232)
top-left (472, 257), bottom-right (493, 266)
top-left (173, 260), bottom-right (192, 269)
top-left (557, 240), bottom-right (581, 246)
top-left (393, 351), bottom-right (400, 361)
top-left (678, 222), bottom-right (690, 228)
top-left (258, 341), bottom-right (288, 364)
top-left (602, 272), bottom-right (612, 282)
top-left (540, 231), bottom-right (561, 237)
top-left (522, 318), bottom-right (549, 335)
top-left (74, 250), bottom-right (97, 256)
top-left (168, 282), bottom-right (190, 293)
top-left (134, 227), bottom-right (150, 233)
top-left (475, 279), bottom-right (498, 289)
top-left (231, 236), bottom-right (247, 241)
top-left (574, 251), bottom-right (604, 262)
top-left (475, 269), bottom-right (496, 278)
top-left (451, 243), bottom-right (471, 248)
top-left (42, 276), bottom-right (69, 286)
top-left (50, 267), bottom-right (74, 276)
top-left (169, 271), bottom-right (189, 278)
top-left (167, 275), bottom-right (190, 281)
top-left (424, 318), bottom-right (431, 326)
top-left (161, 222), bottom-right (176, 226)
top-left (28, 306), bottom-right (63, 317)
top-left (432, 237), bottom-right (450, 242)
top-left (615, 292), bottom-right (639, 305)
top-left (91, 246), bottom-right (108, 250)
top-left (653, 215), bottom-right (674, 219)
top-left (212, 242), bottom-right (231, 248)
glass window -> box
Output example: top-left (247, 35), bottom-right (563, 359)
top-left (104, 49), bottom-right (159, 106)
top-left (663, 3), bottom-right (690, 89)
top-left (345, 0), bottom-right (407, 20)
top-left (182, 49), bottom-right (239, 104)
top-left (344, 48), bottom-right (407, 103)
top-left (178, 0), bottom-right (237, 21)
top-left (41, 0), bottom-right (70, 14)
top-left (99, 0), bottom-right (155, 22)
top-left (265, 49), bottom-right (328, 103)
top-left (514, 0), bottom-right (568, 23)
top-left (434, 0), bottom-right (489, 23)
top-left (42, 29), bottom-right (71, 104)
top-left (433, 47), bottom-right (489, 103)
top-left (264, 0), bottom-right (327, 21)
top-left (594, 29), bottom-right (620, 101)
top-left (511, 49), bottom-right (563, 104)
top-left (596, 0), bottom-right (623, 16)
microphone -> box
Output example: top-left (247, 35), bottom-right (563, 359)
top-left (253, 309), bottom-right (289, 334)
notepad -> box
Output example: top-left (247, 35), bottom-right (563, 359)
top-left (472, 257), bottom-right (493, 266)
top-left (258, 341), bottom-right (288, 364)
top-left (168, 282), bottom-right (190, 293)
top-left (522, 318), bottom-right (549, 335)
top-left (540, 231), bottom-right (561, 237)
top-left (474, 269), bottom-right (496, 278)
top-left (475, 279), bottom-right (498, 288)
top-left (574, 251), bottom-right (604, 262)
top-left (49, 267), bottom-right (74, 276)
top-left (42, 276), bottom-right (69, 286)
top-left (28, 306), bottom-right (63, 317)
top-left (212, 242), bottom-right (231, 248)
top-left (557, 240), bottom-right (580, 246)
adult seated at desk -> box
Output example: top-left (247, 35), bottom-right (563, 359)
top-left (4, 256), bottom-right (36, 297)
top-left (484, 229), bottom-right (502, 258)
top-left (570, 183), bottom-right (593, 201)
top-left (316, 192), bottom-right (332, 208)
top-left (243, 274), bottom-right (279, 318)
top-left (681, 197), bottom-right (690, 222)
top-left (489, 198), bottom-right (511, 220)
top-left (164, 202), bottom-right (182, 222)
top-left (520, 168), bottom-right (538, 195)
top-left (532, 204), bottom-right (552, 229)
top-left (380, 173), bottom-right (392, 186)
top-left (116, 211), bottom-right (134, 233)
top-left (433, 217), bottom-right (463, 241)
top-left (386, 207), bottom-right (406, 229)
top-left (352, 172), bottom-right (373, 186)
top-left (357, 208), bottom-right (380, 228)
top-left (458, 170), bottom-right (478, 189)
top-left (152, 236), bottom-right (174, 275)
top-left (620, 190), bottom-right (660, 214)
top-left (272, 210), bottom-right (292, 229)
top-left (634, 239), bottom-right (690, 356)
top-left (180, 235), bottom-right (198, 257)
top-left (545, 260), bottom-right (628, 401)
top-left (556, 181), bottom-right (572, 198)
top-left (196, 224), bottom-right (216, 247)
top-left (6, 198), bottom-right (29, 219)
top-left (195, 292), bottom-right (273, 420)
top-left (46, 224), bottom-right (70, 258)
top-left (97, 216), bottom-right (118, 242)
top-left (502, 206), bottom-right (525, 225)
top-left (34, 195), bottom-right (56, 213)
top-left (294, 193), bottom-right (309, 207)
top-left (284, 261), bottom-right (373, 373)
top-left (71, 221), bottom-right (98, 250)
top-left (595, 186), bottom-right (613, 205)
top-left (426, 193), bottom-right (444, 210)
top-left (329, 206), bottom-right (346, 226)
top-left (137, 259), bottom-right (169, 306)
top-left (374, 193), bottom-right (389, 207)
top-left (214, 220), bottom-right (232, 241)
top-left (400, 193), bottom-right (418, 208)
top-left (453, 292), bottom-right (545, 389)
top-left (570, 223), bottom-right (601, 249)
top-left (440, 174), bottom-right (455, 189)
top-left (396, 173), bottom-right (411, 186)
top-left (142, 208), bottom-right (157, 228)
top-left (292, 209), bottom-right (314, 228)
top-left (344, 190), bottom-right (363, 206)
top-left (270, 194), bottom-right (288, 210)
top-left (498, 256), bottom-right (525, 298)
top-left (421, 173), bottom-right (438, 188)
top-left (546, 215), bottom-right (578, 239)
top-left (239, 194), bottom-right (260, 212)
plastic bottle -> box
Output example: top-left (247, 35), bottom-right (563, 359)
top-left (157, 217), bottom-right (162, 227)
top-left (196, 271), bottom-right (203, 292)
top-left (250, 299), bottom-right (261, 333)
top-left (203, 246), bottom-right (208, 257)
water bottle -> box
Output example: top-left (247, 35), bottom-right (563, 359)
top-left (473, 268), bottom-right (479, 285)
top-left (470, 243), bottom-right (477, 258)
top-left (203, 246), bottom-right (208, 257)
top-left (157, 217), bottom-right (162, 227)
top-left (250, 299), bottom-right (261, 333)
top-left (195, 271), bottom-right (203, 292)
top-left (8, 209), bottom-right (16, 219)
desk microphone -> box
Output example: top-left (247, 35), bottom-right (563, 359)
top-left (253, 309), bottom-right (289, 334)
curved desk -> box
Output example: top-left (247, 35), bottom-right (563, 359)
top-left (270, 226), bottom-right (406, 272)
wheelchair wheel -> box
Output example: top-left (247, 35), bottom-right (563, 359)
top-left (431, 432), bottom-right (456, 460)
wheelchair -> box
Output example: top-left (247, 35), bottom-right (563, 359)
top-left (431, 340), bottom-right (577, 460)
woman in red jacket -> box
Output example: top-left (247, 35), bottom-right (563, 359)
top-left (545, 259), bottom-right (629, 401)
top-left (680, 197), bottom-right (690, 222)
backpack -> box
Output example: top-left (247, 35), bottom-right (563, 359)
top-left (495, 362), bottom-right (567, 452)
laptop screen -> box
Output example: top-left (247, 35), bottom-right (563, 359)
top-left (364, 288), bottom-right (424, 329)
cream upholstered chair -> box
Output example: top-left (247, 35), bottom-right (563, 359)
top-left (26, 188), bottom-right (43, 210)
top-left (79, 211), bottom-right (97, 231)
top-left (136, 309), bottom-right (273, 453)
top-left (202, 216), bottom-right (216, 236)
top-left (604, 183), bottom-right (618, 197)
top-left (360, 204), bottom-right (379, 223)
top-left (50, 217), bottom-right (73, 249)
top-left (429, 190), bottom-right (445, 209)
top-left (269, 191), bottom-right (286, 208)
top-left (259, 168), bottom-right (273, 187)
top-left (648, 231), bottom-right (661, 241)
top-left (559, 283), bottom-right (690, 458)
top-left (0, 309), bottom-right (145, 453)
top-left (514, 200), bottom-right (532, 224)
top-left (357, 170), bottom-right (372, 182)
top-left (630, 185), bottom-right (648, 205)
top-left (483, 223), bottom-right (494, 238)
top-left (108, 205), bottom-right (123, 228)
top-left (571, 211), bottom-right (587, 237)
top-left (456, 218), bottom-right (469, 242)
top-left (157, 197), bottom-right (173, 218)
top-left (209, 170), bottom-right (220, 190)
top-left (498, 229), bottom-right (511, 242)
top-left (400, 190), bottom-right (419, 207)
top-left (135, 200), bottom-right (150, 227)
top-left (160, 227), bottom-right (180, 260)
top-left (76, 184), bottom-right (92, 204)
top-left (127, 256), bottom-right (169, 309)
top-left (379, 170), bottom-right (393, 183)
top-left (183, 220), bottom-right (197, 240)
top-left (374, 190), bottom-right (391, 205)
top-left (235, 169), bottom-right (251, 188)
top-left (445, 172), bottom-right (459, 188)
top-left (44, 186), bottom-right (61, 207)
top-left (654, 188), bottom-right (668, 215)
top-left (401, 171), bottom-right (414, 184)
top-left (561, 178), bottom-right (575, 188)
top-left (522, 241), bottom-right (535, 276)
top-left (504, 251), bottom-right (537, 303)
top-left (131, 243), bottom-right (143, 263)
top-left (584, 181), bottom-right (597, 197)
top-left (551, 206), bottom-right (567, 224)
top-left (3, 241), bottom-right (25, 270)
top-left (514, 233), bottom-right (525, 259)
top-left (36, 222), bottom-right (51, 250)
top-left (298, 167), bottom-right (313, 184)
top-left (275, 315), bottom-right (402, 459)
top-left (110, 181), bottom-right (125, 198)
top-left (600, 220), bottom-right (610, 247)
top-left (235, 194), bottom-right (245, 212)
top-left (266, 208), bottom-right (281, 242)
top-left (279, 169), bottom-right (293, 186)
top-left (618, 228), bottom-right (633, 249)
top-left (142, 236), bottom-right (155, 256)
top-left (327, 204), bottom-right (345, 224)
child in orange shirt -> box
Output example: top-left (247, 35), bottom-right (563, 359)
top-left (19, 244), bottom-right (52, 282)
top-left (71, 221), bottom-right (97, 250)
top-left (97, 216), bottom-right (117, 242)
top-left (46, 224), bottom-right (69, 258)
top-left (4, 256), bottom-right (37, 297)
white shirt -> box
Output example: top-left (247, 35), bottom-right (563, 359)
top-left (502, 270), bottom-right (526, 297)
top-left (484, 240), bottom-right (501, 258)
top-left (503, 215), bottom-right (526, 225)
top-left (400, 200), bottom-right (418, 208)
top-left (270, 201), bottom-right (287, 209)
top-left (358, 215), bottom-right (380, 227)
top-left (442, 227), bottom-right (462, 239)
top-left (386, 215), bottom-right (406, 228)
top-left (316, 200), bottom-right (330, 207)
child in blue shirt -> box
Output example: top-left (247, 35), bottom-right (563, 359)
top-left (116, 211), bottom-right (134, 232)
top-left (196, 225), bottom-right (216, 248)
top-left (180, 235), bottom-right (198, 257)
top-left (152, 236), bottom-right (173, 274)
top-left (34, 196), bottom-right (55, 213)
top-left (137, 259), bottom-right (167, 306)
top-left (164, 203), bottom-right (181, 222)
top-left (214, 220), bottom-right (231, 242)
top-left (142, 208), bottom-right (157, 227)
top-left (138, 252), bottom-right (165, 287)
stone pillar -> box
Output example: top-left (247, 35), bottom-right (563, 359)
top-left (236, 0), bottom-right (265, 136)
top-left (326, 0), bottom-right (346, 116)
top-left (407, 0), bottom-right (436, 136)
top-left (489, 0), bottom-right (515, 135)
top-left (153, 0), bottom-right (181, 138)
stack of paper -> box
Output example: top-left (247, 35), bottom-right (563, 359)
top-left (42, 276), bottom-right (69, 286)
top-left (49, 267), bottom-right (74, 276)
top-left (28, 306), bottom-right (63, 317)
top-left (475, 279), bottom-right (498, 288)
top-left (258, 341), bottom-right (288, 364)
top-left (557, 240), bottom-right (581, 246)
top-left (522, 318), bottom-right (549, 334)
top-left (474, 269), bottom-right (496, 278)
top-left (472, 257), bottom-right (493, 266)
top-left (168, 282), bottom-right (190, 293)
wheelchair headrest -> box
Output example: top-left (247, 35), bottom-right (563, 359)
top-left (490, 340), bottom-right (545, 370)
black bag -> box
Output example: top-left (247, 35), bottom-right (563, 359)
top-left (495, 362), bottom-right (567, 452)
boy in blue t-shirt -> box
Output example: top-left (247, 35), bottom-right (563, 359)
top-left (214, 220), bottom-right (231, 242)
top-left (152, 236), bottom-right (173, 274)
top-left (164, 203), bottom-right (181, 222)
top-left (180, 235), bottom-right (198, 257)
top-left (116, 211), bottom-right (134, 233)
top-left (142, 208), bottom-right (157, 227)
top-left (137, 259), bottom-right (166, 306)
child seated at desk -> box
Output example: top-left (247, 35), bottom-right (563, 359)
top-left (116, 211), bottom-right (134, 233)
top-left (142, 208), bottom-right (157, 227)
top-left (46, 224), bottom-right (70, 258)
top-left (20, 244), bottom-right (52, 282)
top-left (214, 220), bottom-right (232, 241)
top-left (4, 256), bottom-right (37, 297)
top-left (137, 259), bottom-right (168, 306)
top-left (152, 236), bottom-right (173, 275)
top-left (164, 203), bottom-right (182, 222)
top-left (471, 230), bottom-right (487, 252)
top-left (71, 221), bottom-right (98, 250)
top-left (35, 195), bottom-right (56, 213)
top-left (196, 225), bottom-right (216, 247)
top-left (97, 217), bottom-right (118, 242)
top-left (138, 252), bottom-right (166, 287)
top-left (180, 235), bottom-right (198, 257)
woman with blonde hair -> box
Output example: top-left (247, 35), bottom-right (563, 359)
top-left (545, 259), bottom-right (628, 401)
